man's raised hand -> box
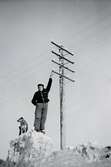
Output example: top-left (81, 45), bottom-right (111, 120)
top-left (50, 71), bottom-right (53, 78)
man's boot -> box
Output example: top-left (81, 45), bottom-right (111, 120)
top-left (41, 130), bottom-right (45, 134)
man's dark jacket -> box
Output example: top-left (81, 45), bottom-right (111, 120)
top-left (31, 78), bottom-right (52, 105)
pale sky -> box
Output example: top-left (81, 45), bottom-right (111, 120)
top-left (0, 0), bottom-right (111, 159)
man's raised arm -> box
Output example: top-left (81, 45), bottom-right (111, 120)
top-left (46, 72), bottom-right (53, 92)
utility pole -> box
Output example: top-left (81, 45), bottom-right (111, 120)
top-left (51, 41), bottom-right (75, 150)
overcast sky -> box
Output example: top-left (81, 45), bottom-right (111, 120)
top-left (0, 0), bottom-right (111, 159)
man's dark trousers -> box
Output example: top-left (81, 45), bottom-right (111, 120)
top-left (34, 103), bottom-right (48, 131)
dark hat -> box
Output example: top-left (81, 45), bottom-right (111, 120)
top-left (37, 83), bottom-right (44, 87)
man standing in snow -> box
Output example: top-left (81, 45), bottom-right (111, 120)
top-left (31, 72), bottom-right (53, 134)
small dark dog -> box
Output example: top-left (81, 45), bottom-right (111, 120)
top-left (17, 117), bottom-right (28, 135)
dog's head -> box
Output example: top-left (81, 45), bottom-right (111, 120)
top-left (17, 117), bottom-right (24, 122)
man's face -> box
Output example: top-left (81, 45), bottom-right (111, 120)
top-left (38, 85), bottom-right (44, 91)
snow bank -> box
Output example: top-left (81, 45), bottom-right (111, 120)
top-left (71, 142), bottom-right (111, 162)
top-left (41, 143), bottom-right (111, 167)
top-left (7, 130), bottom-right (54, 166)
top-left (7, 132), bottom-right (111, 167)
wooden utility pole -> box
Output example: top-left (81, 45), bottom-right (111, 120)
top-left (59, 46), bottom-right (65, 149)
top-left (51, 41), bottom-right (75, 150)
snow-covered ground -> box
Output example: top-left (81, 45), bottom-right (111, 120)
top-left (42, 150), bottom-right (111, 167)
top-left (6, 130), bottom-right (111, 167)
top-left (7, 130), bottom-right (54, 167)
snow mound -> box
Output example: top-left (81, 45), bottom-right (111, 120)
top-left (73, 143), bottom-right (111, 162)
top-left (7, 130), bottom-right (54, 166)
top-left (75, 143), bottom-right (100, 162)
top-left (41, 143), bottom-right (111, 167)
top-left (7, 134), bottom-right (111, 167)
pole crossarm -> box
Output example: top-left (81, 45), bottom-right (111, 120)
top-left (52, 51), bottom-right (74, 64)
top-left (52, 70), bottom-right (75, 82)
top-left (51, 41), bottom-right (74, 56)
top-left (52, 60), bottom-right (75, 73)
